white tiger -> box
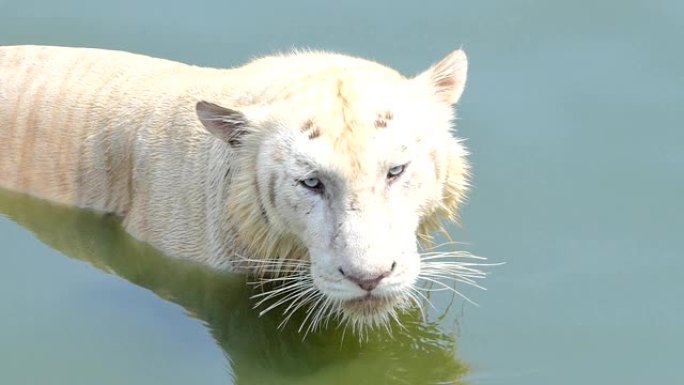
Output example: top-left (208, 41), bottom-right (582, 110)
top-left (0, 45), bottom-right (476, 330)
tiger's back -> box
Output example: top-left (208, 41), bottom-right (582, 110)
top-left (0, 45), bottom-right (192, 213)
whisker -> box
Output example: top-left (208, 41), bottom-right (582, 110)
top-left (409, 287), bottom-right (437, 312)
top-left (420, 263), bottom-right (494, 274)
top-left (251, 285), bottom-right (304, 306)
top-left (306, 296), bottom-right (332, 335)
top-left (278, 288), bottom-right (319, 328)
top-left (238, 241), bottom-right (499, 336)
top-left (282, 287), bottom-right (318, 317)
top-left (421, 265), bottom-right (487, 275)
top-left (298, 293), bottom-right (327, 335)
top-left (422, 260), bottom-right (503, 269)
top-left (405, 290), bottom-right (427, 322)
top-left (419, 240), bottom-right (471, 252)
top-left (231, 255), bottom-right (311, 273)
top-left (420, 276), bottom-right (487, 291)
top-left (421, 269), bottom-right (484, 281)
top-left (422, 265), bottom-right (488, 275)
top-left (253, 282), bottom-right (315, 315)
top-left (419, 253), bottom-right (489, 261)
top-left (416, 285), bottom-right (453, 293)
top-left (420, 268), bottom-right (488, 285)
top-left (251, 280), bottom-right (309, 301)
top-left (421, 271), bottom-right (489, 284)
top-left (382, 312), bottom-right (393, 335)
top-left (322, 301), bottom-right (340, 329)
top-left (248, 274), bottom-right (312, 285)
top-left (391, 308), bottom-right (407, 332)
top-left (233, 254), bottom-right (311, 264)
top-left (257, 290), bottom-right (307, 317)
top-left (417, 276), bottom-right (479, 306)
top-left (250, 268), bottom-right (308, 274)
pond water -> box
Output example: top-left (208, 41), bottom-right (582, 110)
top-left (1, 1), bottom-right (682, 384)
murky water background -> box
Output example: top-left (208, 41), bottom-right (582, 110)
top-left (1, 1), bottom-right (682, 384)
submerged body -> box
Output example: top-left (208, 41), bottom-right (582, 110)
top-left (0, 45), bottom-right (473, 329)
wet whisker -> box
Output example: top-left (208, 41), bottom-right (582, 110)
top-left (419, 240), bottom-right (471, 252)
top-left (417, 276), bottom-right (479, 306)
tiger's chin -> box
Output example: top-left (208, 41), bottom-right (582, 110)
top-left (338, 293), bottom-right (409, 329)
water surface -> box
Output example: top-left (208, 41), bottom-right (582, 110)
top-left (1, 0), bottom-right (682, 384)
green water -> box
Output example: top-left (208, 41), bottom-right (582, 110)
top-left (1, 1), bottom-right (682, 384)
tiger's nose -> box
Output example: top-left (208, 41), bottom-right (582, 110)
top-left (338, 261), bottom-right (397, 291)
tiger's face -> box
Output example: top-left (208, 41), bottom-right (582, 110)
top-left (197, 49), bottom-right (469, 329)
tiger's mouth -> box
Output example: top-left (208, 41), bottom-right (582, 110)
top-left (245, 247), bottom-right (492, 334)
top-left (340, 293), bottom-right (404, 319)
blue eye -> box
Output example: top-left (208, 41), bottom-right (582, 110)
top-left (300, 177), bottom-right (323, 191)
top-left (387, 164), bottom-right (406, 179)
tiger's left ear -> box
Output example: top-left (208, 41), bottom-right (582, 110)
top-left (416, 49), bottom-right (468, 105)
top-left (196, 101), bottom-right (249, 146)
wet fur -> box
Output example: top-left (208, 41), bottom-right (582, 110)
top-left (0, 45), bottom-right (467, 266)
top-left (0, 45), bottom-right (473, 327)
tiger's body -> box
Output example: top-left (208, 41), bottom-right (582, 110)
top-left (0, 45), bottom-right (473, 328)
top-left (0, 46), bottom-right (241, 265)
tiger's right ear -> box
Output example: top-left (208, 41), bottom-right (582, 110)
top-left (196, 101), bottom-right (249, 146)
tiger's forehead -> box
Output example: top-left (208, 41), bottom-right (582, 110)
top-left (262, 64), bottom-right (425, 177)
top-left (296, 77), bottom-right (407, 175)
top-left (288, 72), bottom-right (417, 153)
